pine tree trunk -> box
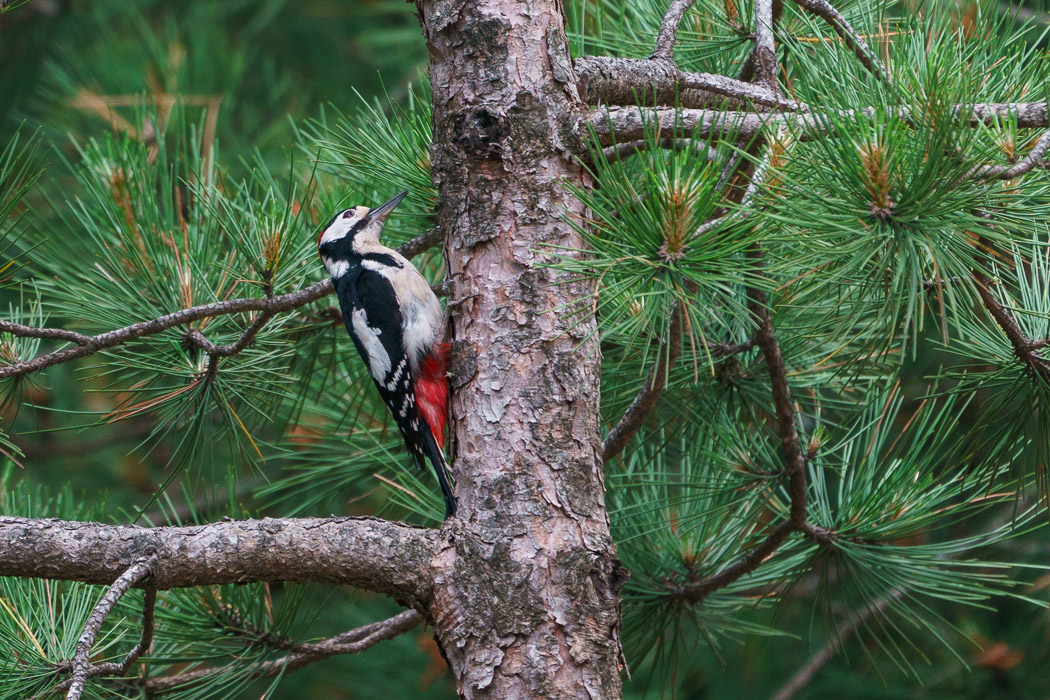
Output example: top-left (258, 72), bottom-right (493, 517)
top-left (418, 0), bottom-right (626, 697)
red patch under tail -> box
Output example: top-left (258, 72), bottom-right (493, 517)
top-left (415, 343), bottom-right (449, 450)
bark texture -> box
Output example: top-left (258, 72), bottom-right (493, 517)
top-left (0, 516), bottom-right (437, 604)
top-left (418, 0), bottom-right (625, 697)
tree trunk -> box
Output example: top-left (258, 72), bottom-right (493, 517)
top-left (418, 0), bottom-right (626, 697)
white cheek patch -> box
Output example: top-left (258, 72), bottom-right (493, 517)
top-left (319, 223), bottom-right (350, 246)
top-left (323, 257), bottom-right (349, 278)
top-left (351, 308), bottom-right (391, 381)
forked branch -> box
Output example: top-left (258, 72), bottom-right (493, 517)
top-left (64, 561), bottom-right (153, 699)
top-left (974, 131), bottom-right (1050, 180)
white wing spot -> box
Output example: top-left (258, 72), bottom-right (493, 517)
top-left (386, 358), bottom-right (407, 390)
top-left (351, 308), bottom-right (391, 381)
top-left (323, 257), bottom-right (349, 279)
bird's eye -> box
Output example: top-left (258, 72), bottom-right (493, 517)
top-left (342, 210), bottom-right (354, 220)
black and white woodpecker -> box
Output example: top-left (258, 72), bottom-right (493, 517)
top-left (317, 190), bottom-right (456, 518)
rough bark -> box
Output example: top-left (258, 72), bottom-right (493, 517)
top-left (0, 516), bottom-right (437, 605)
top-left (418, 0), bottom-right (625, 697)
top-left (583, 102), bottom-right (1050, 145)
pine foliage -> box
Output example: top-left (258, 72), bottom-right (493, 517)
top-left (2, 0), bottom-right (1050, 698)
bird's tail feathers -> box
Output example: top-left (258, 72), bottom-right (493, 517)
top-left (419, 425), bottom-right (456, 518)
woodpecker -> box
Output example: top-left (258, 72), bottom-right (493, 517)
top-left (318, 190), bottom-right (455, 518)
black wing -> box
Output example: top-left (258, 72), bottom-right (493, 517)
top-left (336, 269), bottom-right (426, 464)
top-left (334, 267), bottom-right (457, 518)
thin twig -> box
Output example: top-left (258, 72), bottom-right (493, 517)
top-left (708, 337), bottom-right (757, 358)
top-left (183, 310), bottom-right (277, 357)
top-left (972, 268), bottom-right (1050, 380)
top-left (973, 131), bottom-right (1050, 180)
top-left (0, 227), bottom-right (442, 379)
top-left (66, 560), bottom-right (153, 700)
top-left (142, 609), bottom-right (422, 692)
top-left (602, 304), bottom-right (684, 463)
top-left (789, 0), bottom-right (892, 84)
top-left (769, 590), bottom-right (904, 700)
top-left (652, 0), bottom-right (700, 60)
top-left (676, 141), bottom-right (811, 603)
top-left (0, 321), bottom-right (89, 345)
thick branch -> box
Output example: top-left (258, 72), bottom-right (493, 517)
top-left (0, 227), bottom-right (442, 379)
top-left (66, 561), bottom-right (153, 700)
top-left (0, 516), bottom-right (438, 603)
top-left (143, 610), bottom-right (422, 693)
top-left (652, 0), bottom-right (699, 60)
top-left (789, 0), bottom-right (891, 84)
top-left (583, 102), bottom-right (1050, 145)
top-left (575, 56), bottom-right (802, 112)
top-left (602, 304), bottom-right (683, 463)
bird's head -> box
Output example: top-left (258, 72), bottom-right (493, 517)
top-left (317, 190), bottom-right (408, 255)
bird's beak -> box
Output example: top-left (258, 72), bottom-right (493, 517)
top-left (366, 190), bottom-right (409, 225)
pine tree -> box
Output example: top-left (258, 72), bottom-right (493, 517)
top-left (1, 0), bottom-right (1050, 698)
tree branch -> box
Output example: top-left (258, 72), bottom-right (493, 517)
top-left (142, 609), bottom-right (422, 693)
top-left (31, 587), bottom-right (158, 700)
top-left (652, 0), bottom-right (699, 60)
top-left (769, 590), bottom-right (903, 700)
top-left (788, 0), bottom-right (892, 84)
top-left (972, 268), bottom-right (1050, 381)
top-left (602, 304), bottom-right (683, 464)
top-left (183, 310), bottom-right (277, 357)
top-left (0, 227), bottom-right (443, 379)
top-left (0, 321), bottom-right (89, 345)
top-left (752, 0), bottom-right (778, 90)
top-left (66, 561), bottom-right (153, 700)
top-left (0, 516), bottom-right (438, 603)
top-left (974, 131), bottom-right (1050, 180)
top-left (674, 142), bottom-right (811, 604)
top-left (575, 56), bottom-right (803, 112)
top-left (582, 102), bottom-right (1050, 145)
